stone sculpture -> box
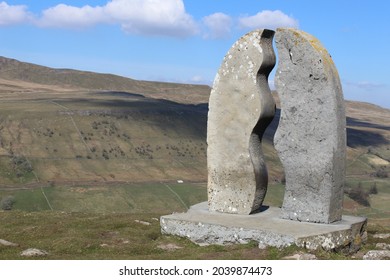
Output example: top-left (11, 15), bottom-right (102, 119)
top-left (207, 29), bottom-right (276, 214)
top-left (161, 28), bottom-right (366, 253)
top-left (274, 28), bottom-right (346, 223)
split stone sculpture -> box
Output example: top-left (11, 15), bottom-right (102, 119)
top-left (274, 28), bottom-right (346, 223)
top-left (207, 29), bottom-right (276, 214)
top-left (161, 28), bottom-right (366, 252)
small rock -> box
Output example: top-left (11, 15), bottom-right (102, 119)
top-left (375, 243), bottom-right (390, 250)
top-left (135, 220), bottom-right (151, 226)
top-left (283, 252), bottom-right (317, 260)
top-left (258, 243), bottom-right (268, 250)
top-left (21, 248), bottom-right (49, 257)
top-left (373, 233), bottom-right (390, 239)
top-left (157, 243), bottom-right (183, 251)
top-left (363, 250), bottom-right (390, 260)
top-left (0, 239), bottom-right (18, 247)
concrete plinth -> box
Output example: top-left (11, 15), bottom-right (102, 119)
top-left (160, 202), bottom-right (367, 254)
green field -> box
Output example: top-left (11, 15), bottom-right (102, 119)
top-left (343, 178), bottom-right (390, 228)
top-left (0, 181), bottom-right (287, 260)
top-left (0, 182), bottom-right (285, 214)
top-left (2, 180), bottom-right (388, 228)
top-left (1, 181), bottom-right (389, 260)
top-left (0, 182), bottom-right (206, 213)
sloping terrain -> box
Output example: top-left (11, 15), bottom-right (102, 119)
top-left (0, 90), bottom-right (209, 186)
top-left (0, 56), bottom-right (389, 260)
top-left (0, 56), bottom-right (285, 186)
top-left (0, 56), bottom-right (389, 186)
top-left (0, 56), bottom-right (211, 104)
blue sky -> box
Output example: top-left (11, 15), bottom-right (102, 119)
top-left (0, 0), bottom-right (389, 108)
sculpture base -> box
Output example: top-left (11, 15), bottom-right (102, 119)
top-left (160, 202), bottom-right (367, 254)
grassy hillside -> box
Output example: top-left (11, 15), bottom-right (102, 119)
top-left (5, 88), bottom-right (387, 188)
top-left (0, 56), bottom-right (389, 259)
top-left (0, 56), bottom-right (211, 104)
top-left (0, 55), bottom-right (389, 205)
top-left (0, 90), bottom-right (209, 185)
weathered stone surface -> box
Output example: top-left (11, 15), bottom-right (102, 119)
top-left (375, 243), bottom-right (390, 250)
top-left (207, 29), bottom-right (276, 214)
top-left (373, 233), bottom-right (390, 239)
top-left (274, 28), bottom-right (346, 223)
top-left (0, 239), bottom-right (18, 247)
top-left (160, 202), bottom-right (367, 253)
top-left (363, 250), bottom-right (390, 260)
top-left (20, 248), bottom-right (49, 257)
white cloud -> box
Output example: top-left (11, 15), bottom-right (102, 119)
top-left (202, 12), bottom-right (232, 39)
top-left (0, 1), bottom-right (31, 26)
top-left (201, 10), bottom-right (298, 39)
top-left (38, 4), bottom-right (106, 29)
top-left (36, 0), bottom-right (198, 37)
top-left (106, 0), bottom-right (198, 37)
top-left (0, 2), bottom-right (299, 40)
top-left (239, 10), bottom-right (298, 30)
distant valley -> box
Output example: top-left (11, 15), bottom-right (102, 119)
top-left (0, 56), bottom-right (389, 227)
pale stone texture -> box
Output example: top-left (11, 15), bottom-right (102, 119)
top-left (160, 202), bottom-right (367, 254)
top-left (376, 243), bottom-right (390, 250)
top-left (274, 28), bottom-right (346, 223)
top-left (363, 250), bottom-right (390, 260)
top-left (20, 248), bottom-right (49, 257)
top-left (207, 29), bottom-right (276, 214)
top-left (373, 233), bottom-right (390, 239)
top-left (0, 239), bottom-right (18, 247)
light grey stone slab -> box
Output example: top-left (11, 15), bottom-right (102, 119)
top-left (20, 248), bottom-right (49, 257)
top-left (160, 202), bottom-right (367, 253)
top-left (0, 239), bottom-right (18, 247)
top-left (274, 28), bottom-right (346, 223)
top-left (373, 233), bottom-right (390, 239)
top-left (207, 29), bottom-right (276, 214)
top-left (363, 250), bottom-right (390, 260)
top-left (375, 243), bottom-right (390, 250)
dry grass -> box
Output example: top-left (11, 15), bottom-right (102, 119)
top-left (0, 208), bottom-right (388, 260)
